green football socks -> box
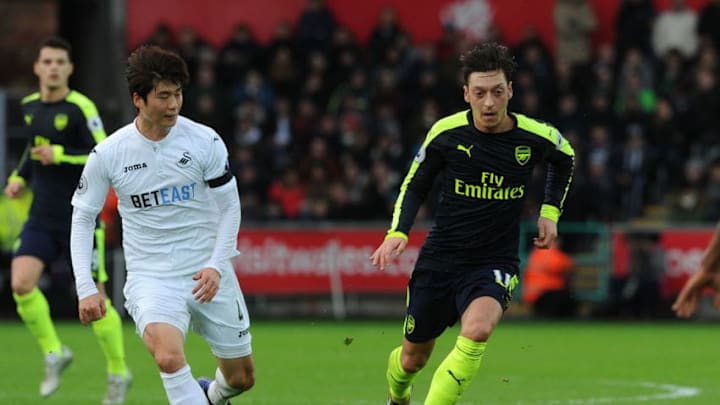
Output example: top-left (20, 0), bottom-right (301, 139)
top-left (425, 336), bottom-right (486, 404)
top-left (386, 346), bottom-right (419, 402)
top-left (91, 299), bottom-right (128, 377)
top-left (14, 287), bottom-right (62, 355)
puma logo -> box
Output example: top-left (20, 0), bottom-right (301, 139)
top-left (457, 144), bottom-right (474, 158)
top-left (447, 370), bottom-right (466, 386)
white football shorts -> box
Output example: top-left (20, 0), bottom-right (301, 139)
top-left (124, 265), bottom-right (252, 358)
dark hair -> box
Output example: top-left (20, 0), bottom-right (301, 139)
top-left (39, 36), bottom-right (73, 61)
top-left (126, 45), bottom-right (190, 100)
top-left (460, 42), bottom-right (517, 84)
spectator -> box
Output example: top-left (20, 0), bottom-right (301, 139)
top-left (217, 23), bottom-right (262, 86)
top-left (652, 0), bottom-right (699, 60)
top-left (367, 6), bottom-right (407, 64)
top-left (267, 167), bottom-right (305, 219)
top-left (614, 0), bottom-right (656, 58)
top-left (667, 159), bottom-right (708, 222)
top-left (141, 22), bottom-right (177, 51)
top-left (553, 0), bottom-right (597, 69)
top-left (176, 25), bottom-right (210, 78)
top-left (184, 63), bottom-right (233, 138)
top-left (698, 0), bottom-right (720, 52)
top-left (522, 238), bottom-right (577, 317)
top-left (295, 0), bottom-right (336, 55)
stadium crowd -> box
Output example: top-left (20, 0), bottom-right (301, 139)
top-left (134, 0), bottom-right (720, 225)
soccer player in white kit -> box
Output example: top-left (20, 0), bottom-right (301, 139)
top-left (70, 45), bottom-right (254, 405)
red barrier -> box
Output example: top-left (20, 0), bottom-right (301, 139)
top-left (235, 226), bottom-right (714, 297)
top-left (234, 228), bottom-right (426, 294)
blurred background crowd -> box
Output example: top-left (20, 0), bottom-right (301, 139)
top-left (120, 0), bottom-right (720, 225)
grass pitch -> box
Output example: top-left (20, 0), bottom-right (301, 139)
top-left (0, 319), bottom-right (718, 404)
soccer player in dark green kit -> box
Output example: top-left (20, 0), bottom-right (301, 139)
top-left (371, 42), bottom-right (575, 404)
top-left (4, 37), bottom-right (131, 403)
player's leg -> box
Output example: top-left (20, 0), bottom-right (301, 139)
top-left (143, 323), bottom-right (208, 404)
top-left (125, 274), bottom-right (207, 404)
top-left (85, 225), bottom-right (131, 404)
top-left (387, 338), bottom-right (435, 405)
top-left (191, 268), bottom-right (254, 404)
top-left (93, 282), bottom-right (132, 404)
top-left (425, 266), bottom-right (517, 404)
top-left (200, 355), bottom-right (255, 405)
top-left (11, 222), bottom-right (71, 397)
top-left (388, 268), bottom-right (454, 405)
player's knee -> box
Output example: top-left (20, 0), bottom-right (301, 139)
top-left (463, 324), bottom-right (494, 342)
top-left (10, 280), bottom-right (34, 296)
top-left (401, 351), bottom-right (429, 373)
top-left (153, 351), bottom-right (186, 374)
top-left (226, 370), bottom-right (255, 392)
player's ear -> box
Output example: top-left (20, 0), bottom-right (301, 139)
top-left (131, 92), bottom-right (144, 109)
top-left (463, 85), bottom-right (470, 103)
top-left (68, 62), bottom-right (74, 76)
top-left (507, 81), bottom-right (513, 100)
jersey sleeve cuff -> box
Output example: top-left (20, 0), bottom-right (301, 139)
top-left (7, 170), bottom-right (26, 187)
top-left (202, 264), bottom-right (223, 278)
top-left (52, 145), bottom-right (65, 164)
top-left (385, 231), bottom-right (408, 242)
top-left (540, 204), bottom-right (560, 222)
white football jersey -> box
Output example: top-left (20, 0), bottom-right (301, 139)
top-left (72, 116), bottom-right (234, 277)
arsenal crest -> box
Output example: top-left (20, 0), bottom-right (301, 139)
top-left (515, 145), bottom-right (531, 166)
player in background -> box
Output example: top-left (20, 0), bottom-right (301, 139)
top-left (370, 42), bottom-right (575, 405)
top-left (4, 37), bottom-right (131, 403)
top-left (672, 222), bottom-right (720, 317)
top-left (70, 45), bottom-right (254, 405)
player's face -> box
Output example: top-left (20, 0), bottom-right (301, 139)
top-left (464, 70), bottom-right (513, 133)
top-left (134, 80), bottom-right (183, 132)
top-left (33, 47), bottom-right (73, 91)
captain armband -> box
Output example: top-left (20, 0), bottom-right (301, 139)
top-left (207, 171), bottom-right (233, 188)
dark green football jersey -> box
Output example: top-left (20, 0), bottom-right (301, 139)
top-left (388, 110), bottom-right (575, 266)
top-left (11, 90), bottom-right (106, 228)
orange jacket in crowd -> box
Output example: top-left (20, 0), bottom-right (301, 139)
top-left (522, 243), bottom-right (575, 305)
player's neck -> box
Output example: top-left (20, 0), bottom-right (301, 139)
top-left (40, 86), bottom-right (70, 103)
top-left (135, 117), bottom-right (171, 142)
top-left (474, 113), bottom-right (514, 133)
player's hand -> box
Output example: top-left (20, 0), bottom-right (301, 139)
top-left (3, 180), bottom-right (25, 199)
top-left (31, 145), bottom-right (55, 165)
top-left (192, 267), bottom-right (221, 303)
top-left (370, 237), bottom-right (407, 271)
top-left (78, 293), bottom-right (107, 325)
top-left (534, 217), bottom-right (557, 249)
top-left (672, 269), bottom-right (719, 318)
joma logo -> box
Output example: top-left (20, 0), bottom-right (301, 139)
top-left (123, 163), bottom-right (148, 173)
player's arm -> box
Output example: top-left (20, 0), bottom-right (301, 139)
top-left (193, 134), bottom-right (240, 302)
top-left (70, 148), bottom-right (110, 323)
top-left (6, 98), bottom-right (34, 196)
top-left (48, 93), bottom-right (107, 166)
top-left (4, 143), bottom-right (31, 198)
top-left (536, 129), bottom-right (575, 248)
top-left (673, 222), bottom-right (720, 318)
top-left (371, 137), bottom-right (444, 270)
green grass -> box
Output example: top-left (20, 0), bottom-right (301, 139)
top-left (0, 320), bottom-right (719, 404)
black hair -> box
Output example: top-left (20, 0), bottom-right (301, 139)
top-left (126, 45), bottom-right (190, 100)
top-left (38, 36), bottom-right (73, 61)
top-left (460, 42), bottom-right (517, 84)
